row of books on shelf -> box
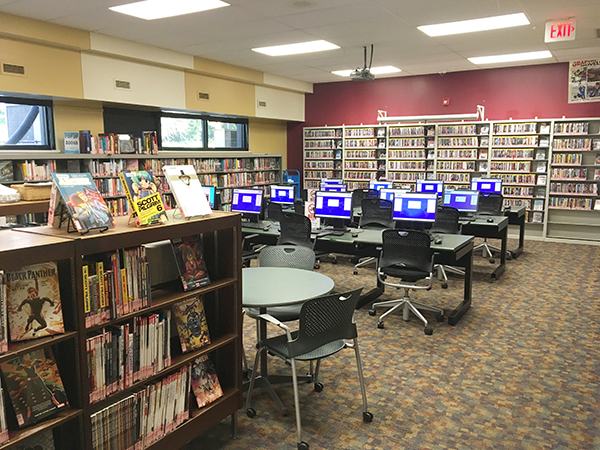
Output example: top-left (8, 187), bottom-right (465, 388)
top-left (66, 131), bottom-right (158, 155)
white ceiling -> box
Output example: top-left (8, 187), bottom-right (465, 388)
top-left (2, 0), bottom-right (599, 84)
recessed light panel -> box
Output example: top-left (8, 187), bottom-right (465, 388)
top-left (252, 40), bottom-right (339, 56)
top-left (418, 13), bottom-right (530, 37)
top-left (332, 66), bottom-right (402, 77)
top-left (109, 0), bottom-right (229, 20)
top-left (468, 50), bottom-right (553, 65)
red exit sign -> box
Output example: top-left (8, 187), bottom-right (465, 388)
top-left (545, 19), bottom-right (576, 42)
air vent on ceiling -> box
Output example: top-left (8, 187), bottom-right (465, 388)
top-left (114, 79), bottom-right (131, 90)
top-left (198, 92), bottom-right (210, 101)
top-left (2, 63), bottom-right (25, 76)
top-left (257, 100), bottom-right (267, 109)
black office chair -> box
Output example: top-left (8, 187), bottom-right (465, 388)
top-left (368, 229), bottom-right (444, 335)
top-left (241, 233), bottom-right (265, 267)
top-left (245, 288), bottom-right (373, 450)
top-left (350, 188), bottom-right (379, 225)
top-left (294, 198), bottom-right (304, 214)
top-left (266, 201), bottom-right (283, 222)
top-left (353, 198), bottom-right (394, 275)
top-left (475, 192), bottom-right (505, 263)
top-left (430, 206), bottom-right (464, 289)
top-left (278, 211), bottom-right (336, 268)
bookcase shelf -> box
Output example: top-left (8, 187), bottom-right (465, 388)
top-left (2, 210), bottom-right (243, 449)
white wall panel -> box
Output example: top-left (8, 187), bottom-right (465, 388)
top-left (254, 85), bottom-right (304, 122)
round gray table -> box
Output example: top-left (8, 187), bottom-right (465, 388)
top-left (242, 267), bottom-right (334, 414)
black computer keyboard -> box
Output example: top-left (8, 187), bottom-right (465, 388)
top-left (243, 221), bottom-right (270, 230)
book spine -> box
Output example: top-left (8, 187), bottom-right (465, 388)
top-left (82, 264), bottom-right (91, 328)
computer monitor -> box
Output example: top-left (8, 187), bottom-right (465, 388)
top-left (231, 188), bottom-right (263, 222)
top-left (320, 178), bottom-right (344, 185)
top-left (392, 193), bottom-right (438, 223)
top-left (471, 178), bottom-right (503, 194)
top-left (369, 180), bottom-right (393, 191)
top-left (202, 185), bottom-right (216, 209)
top-left (442, 190), bottom-right (479, 214)
top-left (314, 191), bottom-right (352, 231)
top-left (416, 179), bottom-right (444, 195)
top-left (320, 183), bottom-right (347, 192)
top-left (270, 185), bottom-right (295, 205)
top-left (379, 188), bottom-right (410, 203)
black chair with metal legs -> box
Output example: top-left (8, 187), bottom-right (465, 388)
top-left (266, 201), bottom-right (283, 222)
top-left (353, 197), bottom-right (394, 274)
top-left (475, 192), bottom-right (507, 264)
top-left (246, 288), bottom-right (373, 450)
top-left (369, 229), bottom-right (444, 335)
top-left (350, 188), bottom-right (379, 225)
top-left (430, 206), bottom-right (464, 289)
top-left (278, 211), bottom-right (313, 248)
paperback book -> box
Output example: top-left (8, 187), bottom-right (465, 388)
top-left (163, 165), bottom-right (212, 218)
top-left (0, 271), bottom-right (7, 354)
top-left (172, 296), bottom-right (210, 353)
top-left (50, 173), bottom-right (115, 233)
top-left (4, 262), bottom-right (64, 342)
top-left (0, 347), bottom-right (68, 428)
top-left (119, 170), bottom-right (168, 226)
top-left (190, 355), bottom-right (223, 408)
top-left (170, 235), bottom-right (210, 291)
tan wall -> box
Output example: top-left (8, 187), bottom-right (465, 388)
top-left (185, 72), bottom-right (255, 117)
top-left (0, 37), bottom-right (83, 98)
top-left (248, 118), bottom-right (287, 169)
top-left (53, 101), bottom-right (104, 151)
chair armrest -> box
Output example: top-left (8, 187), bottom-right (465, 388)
top-left (257, 313), bottom-right (293, 341)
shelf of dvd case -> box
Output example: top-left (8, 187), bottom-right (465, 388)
top-left (8, 210), bottom-right (243, 450)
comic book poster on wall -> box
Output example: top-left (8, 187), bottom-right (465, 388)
top-left (568, 59), bottom-right (600, 103)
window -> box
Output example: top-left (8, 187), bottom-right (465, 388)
top-left (0, 97), bottom-right (54, 150)
top-left (159, 112), bottom-right (247, 151)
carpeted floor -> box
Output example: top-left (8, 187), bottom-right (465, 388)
top-left (185, 238), bottom-right (600, 450)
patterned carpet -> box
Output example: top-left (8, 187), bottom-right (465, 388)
top-left (185, 238), bottom-right (600, 450)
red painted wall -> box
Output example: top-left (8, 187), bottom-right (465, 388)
top-left (287, 62), bottom-right (600, 173)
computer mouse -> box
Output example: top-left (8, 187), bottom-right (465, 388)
top-left (487, 217), bottom-right (494, 223)
top-left (434, 236), bottom-right (443, 244)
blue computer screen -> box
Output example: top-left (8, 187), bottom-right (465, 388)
top-left (393, 193), bottom-right (438, 222)
top-left (443, 190), bottom-right (479, 213)
top-left (369, 180), bottom-right (393, 191)
top-left (314, 191), bottom-right (353, 219)
top-left (320, 178), bottom-right (344, 185)
top-left (320, 183), bottom-right (347, 192)
top-left (379, 188), bottom-right (410, 202)
top-left (231, 188), bottom-right (263, 215)
top-left (471, 178), bottom-right (502, 194)
top-left (202, 185), bottom-right (216, 208)
top-left (270, 185), bottom-right (295, 204)
top-left (416, 179), bottom-right (444, 195)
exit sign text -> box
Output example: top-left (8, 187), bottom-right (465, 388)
top-left (545, 19), bottom-right (576, 42)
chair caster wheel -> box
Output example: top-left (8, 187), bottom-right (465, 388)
top-left (436, 313), bottom-right (444, 323)
top-left (506, 253), bottom-right (512, 261)
top-left (424, 326), bottom-right (433, 335)
top-left (314, 264), bottom-right (320, 270)
top-left (298, 442), bottom-right (309, 450)
top-left (314, 382), bottom-right (323, 392)
top-left (332, 259), bottom-right (337, 265)
top-left (363, 411), bottom-right (374, 423)
top-left (368, 309), bottom-right (376, 316)
top-left (377, 321), bottom-right (384, 329)
top-left (441, 282), bottom-right (448, 289)
top-left (353, 270), bottom-right (358, 275)
top-left (246, 408), bottom-right (256, 418)
top-left (489, 258), bottom-right (495, 264)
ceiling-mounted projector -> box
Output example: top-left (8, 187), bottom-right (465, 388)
top-left (350, 44), bottom-right (375, 81)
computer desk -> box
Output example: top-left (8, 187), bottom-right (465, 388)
top-left (460, 215), bottom-right (509, 282)
top-left (241, 223), bottom-right (475, 326)
top-left (505, 206), bottom-right (526, 258)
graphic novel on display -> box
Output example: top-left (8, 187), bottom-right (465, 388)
top-left (568, 59), bottom-right (600, 103)
top-left (0, 347), bottom-right (68, 428)
top-left (50, 173), bottom-right (115, 233)
top-left (5, 262), bottom-right (64, 342)
top-left (170, 235), bottom-right (211, 291)
top-left (119, 170), bottom-right (168, 226)
top-left (191, 355), bottom-right (223, 408)
top-left (172, 296), bottom-right (210, 353)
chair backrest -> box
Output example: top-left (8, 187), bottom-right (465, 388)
top-left (359, 197), bottom-right (395, 229)
top-left (351, 188), bottom-right (379, 210)
top-left (430, 206), bottom-right (460, 234)
top-left (266, 201), bottom-right (283, 222)
top-left (287, 288), bottom-right (362, 359)
top-left (477, 192), bottom-right (504, 215)
top-left (278, 211), bottom-right (313, 248)
top-left (259, 245), bottom-right (315, 271)
top-left (294, 198), bottom-right (305, 214)
top-left (379, 229), bottom-right (433, 274)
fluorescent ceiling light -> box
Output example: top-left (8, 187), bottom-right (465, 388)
top-left (418, 13), bottom-right (529, 37)
top-left (332, 66), bottom-right (402, 77)
top-left (252, 40), bottom-right (339, 56)
top-left (109, 0), bottom-right (229, 20)
top-left (468, 50), bottom-right (553, 65)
